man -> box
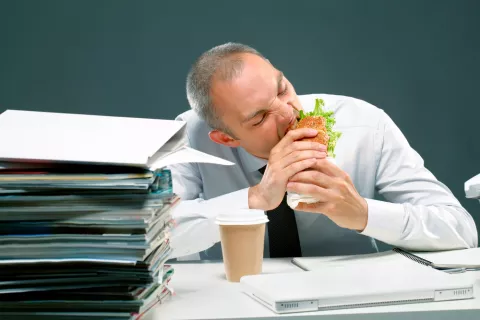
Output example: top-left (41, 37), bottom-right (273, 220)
top-left (167, 42), bottom-right (477, 260)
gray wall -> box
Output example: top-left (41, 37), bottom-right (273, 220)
top-left (1, 0), bottom-right (479, 241)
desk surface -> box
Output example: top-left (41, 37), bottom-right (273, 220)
top-left (150, 259), bottom-right (480, 320)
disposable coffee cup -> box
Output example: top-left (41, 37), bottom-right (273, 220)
top-left (215, 209), bottom-right (269, 282)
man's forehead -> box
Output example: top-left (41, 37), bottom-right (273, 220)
top-left (211, 54), bottom-right (281, 122)
top-left (231, 60), bottom-right (280, 101)
top-left (241, 54), bottom-right (277, 80)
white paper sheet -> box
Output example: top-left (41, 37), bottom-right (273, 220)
top-left (149, 146), bottom-right (233, 169)
top-left (465, 173), bottom-right (480, 199)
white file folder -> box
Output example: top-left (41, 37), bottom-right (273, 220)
top-left (0, 109), bottom-right (233, 169)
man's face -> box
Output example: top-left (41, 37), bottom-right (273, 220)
top-left (210, 53), bottom-right (303, 159)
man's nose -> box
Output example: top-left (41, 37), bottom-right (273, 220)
top-left (282, 99), bottom-right (297, 117)
top-left (277, 103), bottom-right (293, 123)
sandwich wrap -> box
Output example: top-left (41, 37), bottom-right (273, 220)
top-left (286, 98), bottom-right (342, 209)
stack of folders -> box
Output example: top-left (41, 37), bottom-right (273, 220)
top-left (0, 108), bottom-right (233, 319)
top-left (0, 163), bottom-right (179, 320)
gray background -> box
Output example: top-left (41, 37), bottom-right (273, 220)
top-left (1, 0), bottom-right (479, 243)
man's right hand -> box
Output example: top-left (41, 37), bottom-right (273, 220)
top-left (248, 128), bottom-right (327, 211)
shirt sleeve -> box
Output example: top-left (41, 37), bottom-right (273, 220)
top-left (360, 110), bottom-right (478, 251)
top-left (167, 160), bottom-right (250, 259)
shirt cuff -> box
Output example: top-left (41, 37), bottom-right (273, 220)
top-left (360, 198), bottom-right (406, 243)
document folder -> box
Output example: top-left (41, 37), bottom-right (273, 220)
top-left (0, 109), bottom-right (233, 169)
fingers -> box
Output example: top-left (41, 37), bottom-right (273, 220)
top-left (311, 158), bottom-right (349, 180)
top-left (274, 128), bottom-right (318, 150)
top-left (283, 158), bottom-right (317, 180)
top-left (277, 150), bottom-right (327, 170)
top-left (288, 170), bottom-right (334, 188)
top-left (271, 140), bottom-right (326, 164)
top-left (286, 141), bottom-right (326, 153)
top-left (285, 127), bottom-right (319, 142)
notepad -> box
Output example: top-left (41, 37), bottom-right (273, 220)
top-left (393, 247), bottom-right (480, 271)
top-left (292, 247), bottom-right (480, 273)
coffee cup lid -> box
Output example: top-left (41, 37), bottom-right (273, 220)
top-left (215, 209), bottom-right (269, 226)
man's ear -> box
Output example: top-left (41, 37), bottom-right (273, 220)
top-left (208, 130), bottom-right (240, 148)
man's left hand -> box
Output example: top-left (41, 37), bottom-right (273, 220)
top-left (286, 158), bottom-right (368, 231)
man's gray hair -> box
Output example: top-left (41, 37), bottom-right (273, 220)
top-left (186, 42), bottom-right (265, 136)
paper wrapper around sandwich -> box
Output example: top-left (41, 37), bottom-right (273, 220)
top-left (287, 157), bottom-right (336, 209)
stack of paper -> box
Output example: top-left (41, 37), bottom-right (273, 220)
top-left (0, 110), bottom-right (233, 320)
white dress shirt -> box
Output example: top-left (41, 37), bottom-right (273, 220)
top-left (167, 93), bottom-right (478, 260)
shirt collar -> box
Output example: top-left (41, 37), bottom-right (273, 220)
top-left (236, 147), bottom-right (268, 172)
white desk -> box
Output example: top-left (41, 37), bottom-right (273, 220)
top-left (150, 259), bottom-right (480, 320)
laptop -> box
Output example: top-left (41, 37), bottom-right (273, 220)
top-left (240, 259), bottom-right (476, 314)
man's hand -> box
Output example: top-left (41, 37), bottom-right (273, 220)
top-left (286, 158), bottom-right (368, 231)
top-left (249, 128), bottom-right (327, 211)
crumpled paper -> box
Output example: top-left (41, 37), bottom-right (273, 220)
top-left (287, 157), bottom-right (336, 209)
